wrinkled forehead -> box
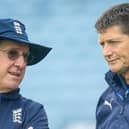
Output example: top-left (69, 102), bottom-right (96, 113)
top-left (0, 39), bottom-right (29, 51)
top-left (98, 25), bottom-right (125, 40)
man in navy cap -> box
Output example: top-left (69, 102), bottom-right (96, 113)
top-left (0, 18), bottom-right (51, 129)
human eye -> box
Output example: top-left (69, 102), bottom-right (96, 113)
top-left (99, 41), bottom-right (105, 48)
top-left (8, 49), bottom-right (19, 60)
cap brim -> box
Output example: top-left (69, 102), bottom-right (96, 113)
top-left (0, 36), bottom-right (52, 66)
top-left (27, 43), bottom-right (52, 66)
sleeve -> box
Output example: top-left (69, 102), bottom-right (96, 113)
top-left (96, 87), bottom-right (112, 129)
top-left (23, 102), bottom-right (49, 129)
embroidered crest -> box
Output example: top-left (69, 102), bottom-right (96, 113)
top-left (12, 108), bottom-right (22, 124)
top-left (13, 21), bottom-right (23, 34)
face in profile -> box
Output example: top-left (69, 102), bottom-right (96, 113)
top-left (99, 25), bottom-right (129, 74)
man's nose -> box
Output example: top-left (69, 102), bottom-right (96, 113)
top-left (14, 55), bottom-right (27, 68)
top-left (103, 44), bottom-right (113, 57)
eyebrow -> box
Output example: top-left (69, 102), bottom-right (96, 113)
top-left (99, 37), bottom-right (122, 42)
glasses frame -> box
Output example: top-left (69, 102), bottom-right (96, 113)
top-left (0, 48), bottom-right (31, 64)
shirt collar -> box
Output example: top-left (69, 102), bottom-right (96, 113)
top-left (105, 70), bottom-right (121, 87)
top-left (0, 88), bottom-right (21, 100)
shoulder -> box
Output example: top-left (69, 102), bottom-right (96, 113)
top-left (96, 86), bottom-right (115, 119)
top-left (20, 96), bottom-right (46, 114)
top-left (96, 87), bottom-right (116, 127)
top-left (20, 96), bottom-right (49, 128)
top-left (21, 96), bottom-right (42, 107)
top-left (97, 87), bottom-right (113, 107)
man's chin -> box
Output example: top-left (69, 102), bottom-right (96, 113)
top-left (4, 82), bottom-right (20, 90)
top-left (110, 66), bottom-right (121, 73)
top-left (110, 67), bottom-right (129, 74)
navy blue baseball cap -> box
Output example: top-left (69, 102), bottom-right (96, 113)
top-left (0, 18), bottom-right (52, 66)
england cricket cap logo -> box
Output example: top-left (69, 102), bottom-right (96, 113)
top-left (13, 21), bottom-right (23, 34)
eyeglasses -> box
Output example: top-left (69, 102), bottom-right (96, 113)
top-left (0, 48), bottom-right (31, 64)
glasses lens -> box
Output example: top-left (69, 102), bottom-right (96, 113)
top-left (23, 52), bottom-right (30, 63)
top-left (8, 49), bottom-right (19, 60)
top-left (3, 49), bottom-right (30, 63)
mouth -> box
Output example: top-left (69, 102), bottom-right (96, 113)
top-left (8, 71), bottom-right (21, 78)
top-left (107, 59), bottom-right (119, 64)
